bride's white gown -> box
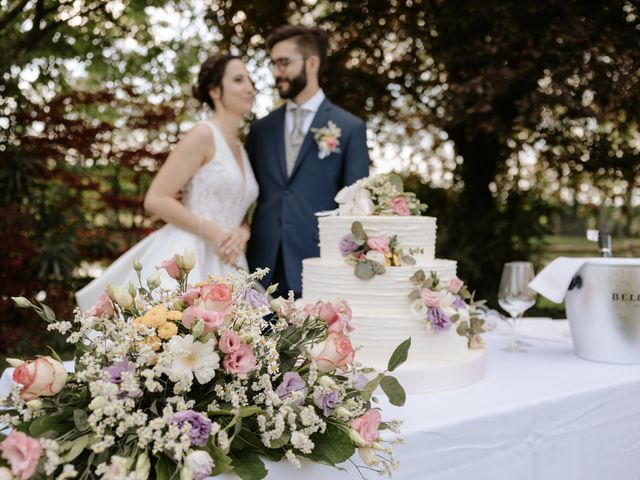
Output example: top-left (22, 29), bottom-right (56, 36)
top-left (76, 121), bottom-right (259, 312)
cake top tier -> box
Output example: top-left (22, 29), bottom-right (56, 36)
top-left (335, 173), bottom-right (428, 216)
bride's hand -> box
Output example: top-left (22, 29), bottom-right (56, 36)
top-left (219, 225), bottom-right (250, 265)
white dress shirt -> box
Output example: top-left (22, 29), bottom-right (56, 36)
top-left (285, 89), bottom-right (326, 136)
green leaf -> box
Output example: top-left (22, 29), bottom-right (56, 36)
top-left (409, 269), bottom-right (426, 285)
top-left (387, 337), bottom-right (411, 372)
top-left (371, 261), bottom-right (386, 275)
top-left (457, 321), bottom-right (470, 336)
top-left (230, 449), bottom-right (268, 480)
top-left (380, 375), bottom-right (406, 406)
top-left (361, 373), bottom-right (383, 401)
top-left (39, 302), bottom-right (57, 321)
top-left (303, 422), bottom-right (355, 466)
top-left (401, 255), bottom-right (416, 265)
top-left (354, 261), bottom-right (375, 280)
top-left (268, 431), bottom-right (291, 449)
top-left (238, 405), bottom-right (263, 418)
top-left (154, 455), bottom-right (175, 480)
top-left (59, 435), bottom-right (90, 462)
top-left (28, 411), bottom-right (73, 436)
top-left (351, 221), bottom-right (367, 242)
top-left (73, 409), bottom-right (88, 429)
top-left (408, 289), bottom-right (421, 301)
top-left (211, 447), bottom-right (234, 475)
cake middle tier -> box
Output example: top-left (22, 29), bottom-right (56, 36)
top-left (318, 215), bottom-right (437, 262)
top-left (301, 257), bottom-right (457, 315)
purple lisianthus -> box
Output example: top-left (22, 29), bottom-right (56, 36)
top-left (313, 390), bottom-right (342, 416)
top-left (104, 359), bottom-right (134, 384)
top-left (275, 372), bottom-right (308, 405)
top-left (348, 372), bottom-right (370, 391)
top-left (428, 306), bottom-right (452, 333)
top-left (172, 410), bottom-right (212, 447)
top-left (244, 288), bottom-right (269, 309)
top-left (453, 295), bottom-right (467, 310)
top-left (339, 234), bottom-right (359, 257)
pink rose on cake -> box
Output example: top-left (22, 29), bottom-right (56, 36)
top-left (391, 196), bottom-right (411, 216)
top-left (312, 332), bottom-right (355, 373)
top-left (366, 237), bottom-right (390, 253)
top-left (447, 277), bottom-right (464, 294)
top-left (420, 288), bottom-right (442, 308)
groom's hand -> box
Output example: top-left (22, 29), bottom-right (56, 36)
top-left (219, 225), bottom-right (250, 265)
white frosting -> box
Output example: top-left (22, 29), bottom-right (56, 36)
top-left (319, 215), bottom-right (436, 262)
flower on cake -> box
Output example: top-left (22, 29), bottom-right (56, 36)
top-left (335, 173), bottom-right (428, 216)
top-left (408, 270), bottom-right (486, 348)
top-left (311, 120), bottom-right (341, 159)
top-left (1, 252), bottom-right (408, 478)
top-left (340, 221), bottom-right (422, 279)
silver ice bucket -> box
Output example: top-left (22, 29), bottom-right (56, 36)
top-left (565, 259), bottom-right (640, 364)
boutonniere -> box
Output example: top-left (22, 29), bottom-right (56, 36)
top-left (311, 121), bottom-right (341, 159)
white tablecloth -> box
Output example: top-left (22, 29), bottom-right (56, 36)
top-left (3, 320), bottom-right (640, 479)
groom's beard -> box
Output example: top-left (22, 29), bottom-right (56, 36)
top-left (276, 67), bottom-right (308, 99)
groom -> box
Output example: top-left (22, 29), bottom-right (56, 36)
top-left (246, 25), bottom-right (370, 298)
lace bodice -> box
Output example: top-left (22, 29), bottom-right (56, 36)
top-left (182, 122), bottom-right (259, 231)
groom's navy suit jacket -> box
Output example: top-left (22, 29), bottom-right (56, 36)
top-left (246, 98), bottom-right (370, 293)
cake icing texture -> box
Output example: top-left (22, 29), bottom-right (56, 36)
top-left (302, 174), bottom-right (485, 393)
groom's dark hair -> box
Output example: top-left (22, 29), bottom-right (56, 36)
top-left (266, 25), bottom-right (329, 72)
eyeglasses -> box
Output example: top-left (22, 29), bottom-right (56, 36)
top-left (269, 55), bottom-right (306, 71)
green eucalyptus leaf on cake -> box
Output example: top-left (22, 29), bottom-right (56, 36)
top-left (351, 221), bottom-right (367, 242)
top-left (387, 337), bottom-right (411, 372)
top-left (371, 261), bottom-right (386, 275)
top-left (387, 173), bottom-right (404, 192)
top-left (401, 255), bottom-right (416, 265)
top-left (409, 269), bottom-right (426, 285)
top-left (354, 261), bottom-right (376, 280)
top-left (470, 316), bottom-right (485, 333)
top-left (380, 375), bottom-right (406, 406)
top-left (362, 373), bottom-right (383, 401)
top-left (456, 321), bottom-right (470, 337)
top-left (408, 289), bottom-right (421, 301)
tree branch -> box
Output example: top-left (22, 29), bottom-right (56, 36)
top-left (0, 0), bottom-right (31, 32)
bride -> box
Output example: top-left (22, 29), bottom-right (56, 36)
top-left (76, 54), bottom-right (259, 311)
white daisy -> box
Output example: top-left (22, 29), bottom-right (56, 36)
top-left (165, 335), bottom-right (220, 384)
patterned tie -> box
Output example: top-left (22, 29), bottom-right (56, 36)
top-left (287, 106), bottom-right (306, 176)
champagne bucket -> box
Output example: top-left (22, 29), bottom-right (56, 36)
top-left (565, 259), bottom-right (640, 364)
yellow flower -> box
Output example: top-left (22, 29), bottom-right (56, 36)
top-left (167, 310), bottom-right (183, 321)
top-left (157, 322), bottom-right (178, 339)
top-left (145, 336), bottom-right (162, 351)
top-left (142, 305), bottom-right (167, 327)
top-left (392, 254), bottom-right (400, 266)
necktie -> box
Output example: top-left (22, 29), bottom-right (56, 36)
top-left (287, 106), bottom-right (306, 175)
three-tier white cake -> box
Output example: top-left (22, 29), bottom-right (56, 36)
top-left (302, 176), bottom-right (485, 393)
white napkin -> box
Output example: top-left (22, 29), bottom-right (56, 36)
top-left (529, 257), bottom-right (640, 303)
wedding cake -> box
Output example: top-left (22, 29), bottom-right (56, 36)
top-left (302, 174), bottom-right (485, 393)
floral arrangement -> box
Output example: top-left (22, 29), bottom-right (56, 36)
top-left (408, 270), bottom-right (486, 348)
top-left (0, 252), bottom-right (409, 480)
top-left (339, 222), bottom-right (422, 280)
top-left (334, 173), bottom-right (428, 217)
top-left (310, 121), bottom-right (341, 159)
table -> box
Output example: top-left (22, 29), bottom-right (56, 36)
top-left (3, 320), bottom-right (640, 479)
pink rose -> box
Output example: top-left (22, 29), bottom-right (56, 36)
top-left (351, 409), bottom-right (382, 446)
top-left (366, 237), bottom-right (390, 253)
top-left (420, 288), bottom-right (442, 308)
top-left (199, 284), bottom-right (232, 313)
top-left (218, 330), bottom-right (242, 354)
top-left (180, 287), bottom-right (201, 306)
top-left (391, 197), bottom-right (411, 216)
top-left (182, 306), bottom-right (225, 333)
top-left (0, 431), bottom-right (42, 480)
top-left (223, 344), bottom-right (256, 379)
top-left (325, 137), bottom-right (337, 150)
top-left (311, 332), bottom-right (355, 373)
top-left (157, 254), bottom-right (181, 279)
top-left (13, 356), bottom-right (67, 401)
top-left (84, 292), bottom-right (114, 318)
top-left (447, 277), bottom-right (464, 294)
top-left (319, 301), bottom-right (354, 335)
top-left (303, 303), bottom-right (317, 317)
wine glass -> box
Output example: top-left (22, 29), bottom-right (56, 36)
top-left (498, 261), bottom-right (536, 352)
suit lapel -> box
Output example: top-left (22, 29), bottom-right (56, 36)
top-left (289, 99), bottom-right (333, 182)
top-left (272, 106), bottom-right (287, 182)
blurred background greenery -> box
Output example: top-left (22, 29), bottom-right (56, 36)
top-left (2, 0), bottom-right (639, 361)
